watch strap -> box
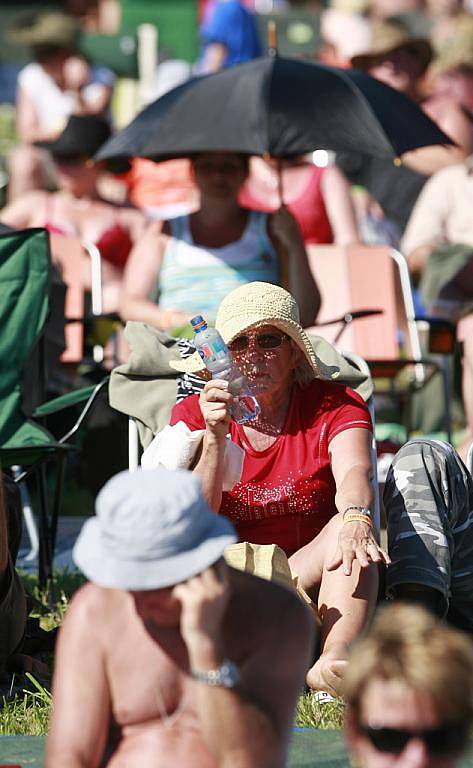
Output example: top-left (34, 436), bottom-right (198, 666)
top-left (191, 658), bottom-right (241, 688)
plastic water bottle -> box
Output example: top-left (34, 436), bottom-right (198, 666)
top-left (191, 315), bottom-right (260, 423)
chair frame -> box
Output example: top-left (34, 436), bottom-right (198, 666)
top-left (308, 245), bottom-right (455, 442)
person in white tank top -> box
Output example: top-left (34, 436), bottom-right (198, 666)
top-left (121, 152), bottom-right (321, 333)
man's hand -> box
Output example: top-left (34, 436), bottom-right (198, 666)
top-left (199, 380), bottom-right (232, 442)
top-left (306, 652), bottom-right (347, 697)
top-left (268, 205), bottom-right (302, 249)
top-left (327, 521), bottom-right (390, 576)
top-left (172, 562), bottom-right (230, 670)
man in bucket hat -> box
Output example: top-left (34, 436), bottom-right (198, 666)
top-left (46, 468), bottom-right (313, 768)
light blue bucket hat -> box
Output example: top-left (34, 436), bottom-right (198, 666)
top-left (73, 468), bottom-right (237, 590)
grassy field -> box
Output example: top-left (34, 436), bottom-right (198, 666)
top-left (0, 571), bottom-right (345, 736)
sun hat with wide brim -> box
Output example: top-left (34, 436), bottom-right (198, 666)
top-left (7, 11), bottom-right (80, 50)
top-left (169, 281), bottom-right (340, 382)
top-left (73, 468), bottom-right (237, 590)
top-left (351, 19), bottom-right (433, 74)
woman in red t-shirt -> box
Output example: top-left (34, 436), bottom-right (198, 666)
top-left (170, 281), bottom-right (389, 696)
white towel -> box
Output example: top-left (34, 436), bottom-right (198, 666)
top-left (141, 420), bottom-right (244, 491)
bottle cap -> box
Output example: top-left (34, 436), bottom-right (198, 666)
top-left (190, 315), bottom-right (207, 332)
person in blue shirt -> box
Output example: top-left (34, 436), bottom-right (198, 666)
top-left (198, 0), bottom-right (262, 73)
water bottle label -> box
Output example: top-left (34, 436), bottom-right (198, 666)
top-left (200, 340), bottom-right (227, 364)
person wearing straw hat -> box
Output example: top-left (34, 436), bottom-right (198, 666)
top-left (46, 468), bottom-right (313, 768)
top-left (339, 18), bottom-right (472, 236)
top-left (168, 281), bottom-right (389, 696)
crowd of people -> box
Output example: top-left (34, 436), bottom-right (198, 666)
top-left (1, 0), bottom-right (473, 765)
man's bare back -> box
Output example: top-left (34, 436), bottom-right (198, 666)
top-left (47, 565), bottom-right (313, 768)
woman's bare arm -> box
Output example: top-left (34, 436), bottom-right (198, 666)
top-left (192, 380), bottom-right (232, 511)
top-left (330, 427), bottom-right (374, 516)
top-left (268, 206), bottom-right (321, 326)
top-left (120, 222), bottom-right (190, 329)
top-left (401, 99), bottom-right (472, 176)
top-left (321, 165), bottom-right (360, 246)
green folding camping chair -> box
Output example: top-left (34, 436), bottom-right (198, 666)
top-left (0, 227), bottom-right (107, 587)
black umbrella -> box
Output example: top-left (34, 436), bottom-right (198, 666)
top-left (96, 56), bottom-right (453, 164)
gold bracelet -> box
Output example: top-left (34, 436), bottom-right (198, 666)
top-left (343, 513), bottom-right (373, 527)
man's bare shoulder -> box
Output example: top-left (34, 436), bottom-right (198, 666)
top-left (65, 583), bottom-right (132, 630)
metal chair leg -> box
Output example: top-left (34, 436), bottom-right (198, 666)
top-left (12, 465), bottom-right (39, 562)
top-left (51, 453), bottom-right (67, 555)
top-left (37, 464), bottom-right (52, 588)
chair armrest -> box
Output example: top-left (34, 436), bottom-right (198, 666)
top-left (33, 385), bottom-right (99, 417)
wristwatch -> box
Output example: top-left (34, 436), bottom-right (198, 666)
top-left (191, 659), bottom-right (241, 688)
top-left (344, 505), bottom-right (373, 519)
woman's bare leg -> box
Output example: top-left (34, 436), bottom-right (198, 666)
top-left (289, 514), bottom-right (378, 694)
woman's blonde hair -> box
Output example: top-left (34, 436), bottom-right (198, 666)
top-left (344, 604), bottom-right (473, 725)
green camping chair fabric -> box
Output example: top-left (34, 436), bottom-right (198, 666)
top-left (0, 228), bottom-right (55, 460)
top-left (0, 228), bottom-right (106, 586)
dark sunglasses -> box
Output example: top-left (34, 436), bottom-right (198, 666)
top-left (229, 332), bottom-right (289, 353)
top-left (359, 722), bottom-right (469, 755)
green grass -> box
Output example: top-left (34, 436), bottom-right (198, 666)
top-left (0, 674), bottom-right (51, 736)
top-left (296, 693), bottom-right (345, 729)
top-left (1, 681), bottom-right (344, 738)
top-left (0, 570), bottom-right (344, 737)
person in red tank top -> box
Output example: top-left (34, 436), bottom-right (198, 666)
top-left (169, 281), bottom-right (389, 696)
top-left (239, 156), bottom-right (360, 245)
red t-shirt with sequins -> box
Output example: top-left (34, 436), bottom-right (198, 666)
top-left (169, 380), bottom-right (372, 557)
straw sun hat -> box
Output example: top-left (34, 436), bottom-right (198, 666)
top-left (169, 281), bottom-right (340, 382)
top-left (351, 19), bottom-right (433, 74)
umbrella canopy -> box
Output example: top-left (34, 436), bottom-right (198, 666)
top-left (97, 56), bottom-right (453, 163)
